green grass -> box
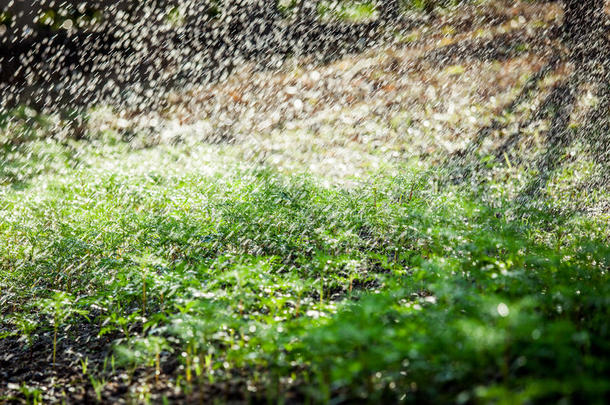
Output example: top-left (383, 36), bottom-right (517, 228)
top-left (318, 1), bottom-right (378, 22)
top-left (0, 130), bottom-right (609, 403)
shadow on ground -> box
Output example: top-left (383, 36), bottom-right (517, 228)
top-left (445, 2), bottom-right (609, 209)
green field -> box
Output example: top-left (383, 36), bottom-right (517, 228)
top-left (1, 0), bottom-right (609, 402)
top-left (1, 123), bottom-right (608, 402)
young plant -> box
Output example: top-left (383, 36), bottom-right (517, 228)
top-left (19, 383), bottom-right (43, 405)
top-left (38, 292), bottom-right (88, 367)
top-left (89, 374), bottom-right (107, 402)
top-left (80, 356), bottom-right (89, 376)
top-left (99, 311), bottom-right (139, 340)
top-left (115, 336), bottom-right (171, 384)
top-left (10, 313), bottom-right (39, 355)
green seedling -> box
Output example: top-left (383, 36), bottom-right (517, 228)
top-left (10, 313), bottom-right (39, 354)
top-left (81, 356), bottom-right (89, 376)
top-left (19, 383), bottom-right (43, 405)
top-left (89, 374), bottom-right (107, 402)
top-left (116, 336), bottom-right (170, 384)
top-left (38, 292), bottom-right (88, 367)
top-left (100, 311), bottom-right (139, 340)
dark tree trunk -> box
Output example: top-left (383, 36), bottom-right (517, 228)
top-left (562, 0), bottom-right (605, 41)
top-left (562, 0), bottom-right (608, 61)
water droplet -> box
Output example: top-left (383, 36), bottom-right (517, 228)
top-left (497, 302), bottom-right (509, 317)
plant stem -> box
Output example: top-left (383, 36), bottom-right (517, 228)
top-left (53, 323), bottom-right (57, 368)
top-left (142, 273), bottom-right (147, 315)
top-left (155, 351), bottom-right (160, 384)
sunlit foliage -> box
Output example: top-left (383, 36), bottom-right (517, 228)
top-left (0, 0), bottom-right (608, 403)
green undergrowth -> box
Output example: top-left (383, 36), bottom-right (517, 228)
top-left (0, 137), bottom-right (609, 403)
